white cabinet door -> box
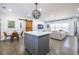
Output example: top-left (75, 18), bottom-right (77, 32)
top-left (38, 35), bottom-right (49, 54)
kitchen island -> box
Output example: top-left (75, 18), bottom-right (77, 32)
top-left (24, 31), bottom-right (51, 55)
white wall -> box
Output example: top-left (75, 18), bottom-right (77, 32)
top-left (32, 20), bottom-right (45, 31)
top-left (1, 13), bottom-right (78, 40)
top-left (1, 13), bottom-right (45, 40)
top-left (1, 13), bottom-right (25, 40)
top-left (46, 18), bottom-right (78, 36)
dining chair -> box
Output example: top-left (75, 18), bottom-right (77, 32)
top-left (20, 31), bottom-right (23, 37)
top-left (11, 31), bottom-right (19, 42)
top-left (3, 32), bottom-right (11, 40)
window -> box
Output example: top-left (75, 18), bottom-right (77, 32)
top-left (61, 23), bottom-right (69, 32)
top-left (50, 22), bottom-right (69, 33)
top-left (55, 23), bottom-right (62, 31)
top-left (50, 24), bottom-right (55, 31)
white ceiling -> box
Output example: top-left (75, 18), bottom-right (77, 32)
top-left (0, 3), bottom-right (79, 21)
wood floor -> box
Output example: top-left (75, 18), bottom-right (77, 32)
top-left (0, 38), bottom-right (30, 55)
top-left (49, 36), bottom-right (77, 55)
top-left (0, 36), bottom-right (78, 55)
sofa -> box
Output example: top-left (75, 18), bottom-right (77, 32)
top-left (50, 31), bottom-right (67, 40)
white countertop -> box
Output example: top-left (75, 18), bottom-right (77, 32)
top-left (24, 31), bottom-right (51, 36)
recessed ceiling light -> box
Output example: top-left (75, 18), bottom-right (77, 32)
top-left (48, 17), bottom-right (50, 18)
top-left (77, 8), bottom-right (79, 10)
top-left (8, 9), bottom-right (12, 12)
top-left (50, 15), bottom-right (54, 17)
top-left (39, 8), bottom-right (42, 11)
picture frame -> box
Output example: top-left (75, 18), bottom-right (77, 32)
top-left (8, 20), bottom-right (15, 28)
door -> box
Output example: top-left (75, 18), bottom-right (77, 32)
top-left (25, 20), bottom-right (32, 31)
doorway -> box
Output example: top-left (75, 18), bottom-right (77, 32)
top-left (25, 20), bottom-right (32, 31)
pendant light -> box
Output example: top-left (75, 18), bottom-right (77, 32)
top-left (32, 3), bottom-right (41, 19)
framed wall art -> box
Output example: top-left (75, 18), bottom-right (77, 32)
top-left (8, 20), bottom-right (15, 28)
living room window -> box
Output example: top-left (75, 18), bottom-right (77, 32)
top-left (61, 23), bottom-right (69, 32)
top-left (50, 23), bottom-right (69, 33)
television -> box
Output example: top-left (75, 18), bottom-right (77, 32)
top-left (38, 24), bottom-right (44, 29)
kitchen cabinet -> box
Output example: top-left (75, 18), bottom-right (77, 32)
top-left (24, 31), bottom-right (51, 55)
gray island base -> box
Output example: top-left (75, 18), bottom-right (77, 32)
top-left (24, 31), bottom-right (50, 55)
